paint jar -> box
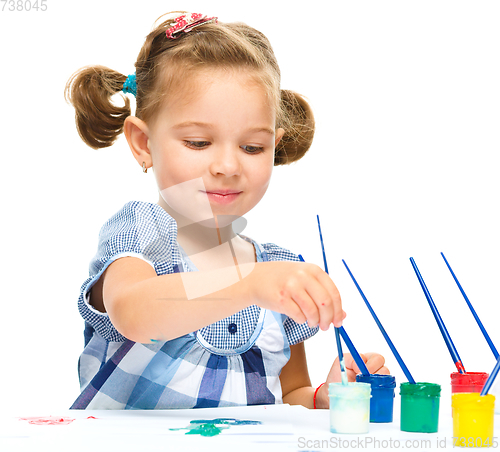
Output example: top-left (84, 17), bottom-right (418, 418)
top-left (400, 382), bottom-right (441, 433)
top-left (329, 382), bottom-right (371, 434)
top-left (451, 393), bottom-right (496, 448)
top-left (451, 372), bottom-right (489, 394)
top-left (356, 374), bottom-right (396, 423)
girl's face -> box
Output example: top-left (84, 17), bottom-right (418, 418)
top-left (147, 69), bottom-right (284, 228)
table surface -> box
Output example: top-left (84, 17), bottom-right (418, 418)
top-left (1, 402), bottom-right (498, 452)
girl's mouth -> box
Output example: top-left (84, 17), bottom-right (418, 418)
top-left (203, 190), bottom-right (242, 205)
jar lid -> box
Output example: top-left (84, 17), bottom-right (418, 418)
top-left (400, 382), bottom-right (441, 397)
top-left (450, 371), bottom-right (489, 386)
top-left (356, 374), bottom-right (396, 389)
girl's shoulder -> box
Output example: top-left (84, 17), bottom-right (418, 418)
top-left (98, 200), bottom-right (178, 246)
top-left (259, 242), bottom-right (301, 262)
top-left (101, 200), bottom-right (175, 232)
top-left (91, 200), bottom-right (181, 273)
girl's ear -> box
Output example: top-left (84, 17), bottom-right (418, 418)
top-left (124, 116), bottom-right (153, 170)
top-left (275, 127), bottom-right (285, 147)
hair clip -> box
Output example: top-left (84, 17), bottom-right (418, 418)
top-left (122, 73), bottom-right (137, 97)
top-left (165, 13), bottom-right (217, 39)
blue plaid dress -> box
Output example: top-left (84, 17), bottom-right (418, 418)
top-left (71, 201), bottom-right (318, 409)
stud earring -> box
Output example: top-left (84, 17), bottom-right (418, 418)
top-left (142, 162), bottom-right (147, 173)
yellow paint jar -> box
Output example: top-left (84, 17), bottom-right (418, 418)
top-left (451, 393), bottom-right (496, 448)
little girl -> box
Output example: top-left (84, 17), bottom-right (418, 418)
top-left (66, 12), bottom-right (388, 410)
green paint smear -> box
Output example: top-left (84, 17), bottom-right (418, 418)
top-left (186, 423), bottom-right (227, 436)
top-left (170, 418), bottom-right (262, 437)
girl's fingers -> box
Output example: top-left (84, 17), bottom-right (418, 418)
top-left (362, 353), bottom-right (387, 375)
top-left (376, 366), bottom-right (391, 375)
top-left (275, 286), bottom-right (307, 325)
top-left (266, 262), bottom-right (343, 329)
top-left (346, 368), bottom-right (357, 382)
top-left (291, 289), bottom-right (319, 328)
top-left (284, 300), bottom-right (307, 326)
top-left (331, 353), bottom-right (390, 383)
top-left (301, 283), bottom-right (333, 330)
top-left (343, 353), bottom-right (357, 373)
top-left (314, 270), bottom-right (343, 327)
top-left (346, 353), bottom-right (390, 376)
top-left (327, 356), bottom-right (358, 383)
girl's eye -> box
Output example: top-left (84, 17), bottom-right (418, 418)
top-left (184, 141), bottom-right (211, 149)
top-left (241, 145), bottom-right (264, 154)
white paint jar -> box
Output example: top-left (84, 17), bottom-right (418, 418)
top-left (329, 382), bottom-right (371, 434)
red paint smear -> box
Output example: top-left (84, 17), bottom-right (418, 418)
top-left (87, 416), bottom-right (98, 419)
top-left (19, 416), bottom-right (75, 425)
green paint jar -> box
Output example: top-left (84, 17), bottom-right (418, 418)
top-left (400, 382), bottom-right (441, 433)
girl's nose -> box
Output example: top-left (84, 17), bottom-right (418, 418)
top-left (209, 145), bottom-right (241, 177)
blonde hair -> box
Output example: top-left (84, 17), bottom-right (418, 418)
top-left (65, 12), bottom-right (315, 165)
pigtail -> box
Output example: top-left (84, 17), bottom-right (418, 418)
top-left (64, 66), bottom-right (131, 149)
top-left (275, 90), bottom-right (315, 166)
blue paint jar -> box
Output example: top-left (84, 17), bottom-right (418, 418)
top-left (356, 374), bottom-right (396, 423)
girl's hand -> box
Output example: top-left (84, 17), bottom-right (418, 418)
top-left (315, 352), bottom-right (390, 409)
top-left (243, 261), bottom-right (344, 331)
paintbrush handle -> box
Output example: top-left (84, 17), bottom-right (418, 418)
top-left (334, 327), bottom-right (348, 384)
top-left (339, 326), bottom-right (370, 375)
top-left (343, 260), bottom-right (416, 384)
top-left (334, 327), bottom-right (345, 370)
top-left (335, 327), bottom-right (343, 361)
top-left (316, 215), bottom-right (329, 275)
top-left (480, 355), bottom-right (500, 396)
top-left (441, 252), bottom-right (499, 360)
top-left (410, 257), bottom-right (466, 374)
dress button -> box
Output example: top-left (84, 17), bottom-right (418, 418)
top-left (228, 323), bottom-right (237, 334)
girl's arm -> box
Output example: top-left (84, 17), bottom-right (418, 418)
top-left (280, 342), bottom-right (317, 408)
top-left (94, 256), bottom-right (343, 343)
top-left (96, 256), bottom-right (250, 343)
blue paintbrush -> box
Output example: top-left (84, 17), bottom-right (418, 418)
top-left (335, 328), bottom-right (348, 385)
top-left (343, 259), bottom-right (416, 384)
top-left (441, 252), bottom-right (499, 360)
top-left (316, 215), bottom-right (329, 274)
top-left (315, 215), bottom-right (347, 384)
top-left (339, 326), bottom-right (370, 376)
top-left (480, 355), bottom-right (500, 396)
top-left (410, 257), bottom-right (466, 374)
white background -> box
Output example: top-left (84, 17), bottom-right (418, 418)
top-left (0, 0), bottom-right (499, 413)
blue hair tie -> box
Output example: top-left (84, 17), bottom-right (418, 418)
top-left (122, 73), bottom-right (137, 97)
